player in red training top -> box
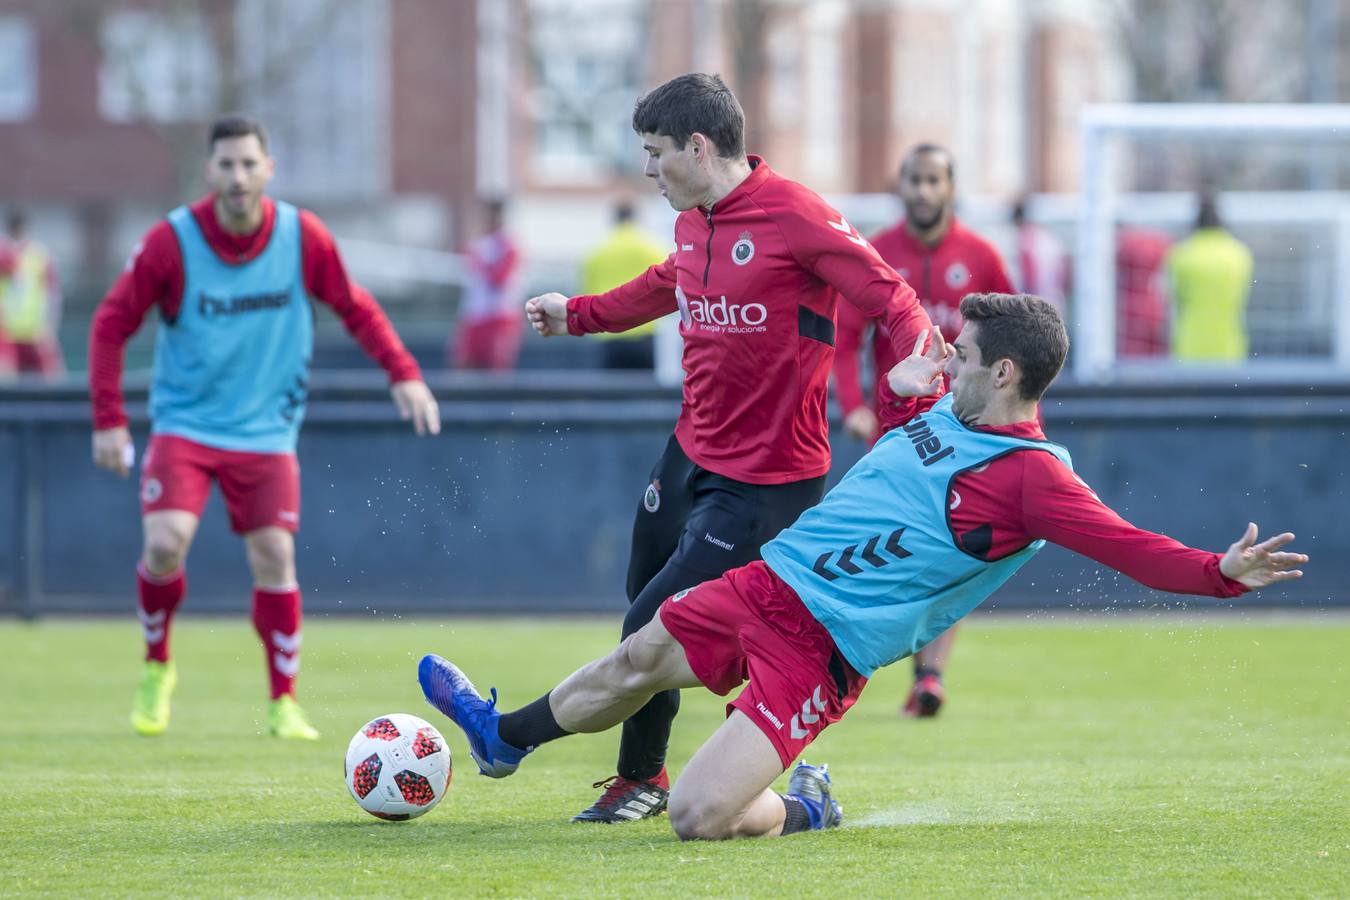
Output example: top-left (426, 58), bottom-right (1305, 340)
top-left (88, 115), bottom-right (440, 740)
top-left (1116, 226), bottom-right (1172, 358)
top-left (835, 144), bottom-right (1013, 443)
top-left (452, 197), bottom-right (523, 371)
top-left (525, 73), bottom-right (933, 823)
top-left (832, 144), bottom-right (1013, 718)
top-left (0, 208), bottom-right (65, 378)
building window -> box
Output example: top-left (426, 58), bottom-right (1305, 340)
top-left (236, 0), bottom-right (391, 199)
top-left (894, 26), bottom-right (955, 125)
top-left (802, 2), bottom-right (846, 187)
top-left (766, 21), bottom-right (803, 130)
top-left (98, 10), bottom-right (218, 122)
top-left (526, 0), bottom-right (647, 184)
top-left (0, 17), bottom-right (36, 121)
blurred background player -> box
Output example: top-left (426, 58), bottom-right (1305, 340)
top-left (1011, 196), bottom-right (1070, 318)
top-left (0, 208), bottom-right (65, 379)
top-left (831, 143), bottom-right (1013, 718)
top-left (1167, 190), bottom-right (1254, 363)
top-left (525, 73), bottom-right (931, 823)
top-left (583, 200), bottom-right (670, 370)
top-left (451, 197), bottom-right (523, 371)
top-left (1115, 225), bottom-right (1172, 358)
top-left (834, 145), bottom-right (1013, 443)
top-left (88, 115), bottom-right (440, 740)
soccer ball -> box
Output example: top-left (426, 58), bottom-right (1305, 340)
top-left (344, 713), bottom-right (452, 820)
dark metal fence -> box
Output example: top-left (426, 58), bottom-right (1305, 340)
top-left (2, 372), bottom-right (1346, 617)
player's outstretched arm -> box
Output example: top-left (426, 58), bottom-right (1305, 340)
top-left (524, 292), bottom-right (570, 337)
top-left (390, 380), bottom-right (441, 436)
top-left (1218, 523), bottom-right (1307, 589)
top-left (92, 426), bottom-right (133, 477)
top-left (885, 326), bottom-right (952, 398)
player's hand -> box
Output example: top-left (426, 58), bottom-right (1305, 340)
top-left (525, 293), bottom-right (570, 337)
top-left (391, 380), bottom-right (441, 436)
top-left (1218, 522), bottom-right (1307, 589)
top-left (93, 426), bottom-right (134, 477)
top-left (885, 326), bottom-right (951, 398)
top-left (842, 406), bottom-right (879, 442)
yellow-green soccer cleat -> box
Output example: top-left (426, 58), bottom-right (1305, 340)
top-left (268, 694), bottom-right (321, 740)
top-left (131, 659), bottom-right (178, 736)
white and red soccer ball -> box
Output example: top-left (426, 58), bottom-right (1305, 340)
top-left (345, 713), bottom-right (451, 820)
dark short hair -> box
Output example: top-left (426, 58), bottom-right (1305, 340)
top-left (1196, 192), bottom-right (1222, 230)
top-left (208, 115), bottom-right (268, 153)
top-left (632, 73), bottom-right (745, 158)
top-left (614, 200), bottom-right (636, 223)
top-left (958, 293), bottom-right (1068, 401)
top-left (900, 143), bottom-right (955, 182)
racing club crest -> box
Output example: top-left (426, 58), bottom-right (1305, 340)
top-left (643, 479), bottom-right (662, 513)
top-left (945, 262), bottom-right (971, 289)
top-left (141, 477), bottom-right (163, 503)
top-left (731, 232), bottom-right (755, 266)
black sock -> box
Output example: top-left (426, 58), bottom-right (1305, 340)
top-left (497, 692), bottom-right (571, 750)
top-left (780, 795), bottom-right (812, 835)
top-left (915, 664), bottom-right (940, 681)
top-left (615, 688), bottom-right (679, 781)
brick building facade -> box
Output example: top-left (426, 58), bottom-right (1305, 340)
top-left (0, 0), bottom-right (1117, 307)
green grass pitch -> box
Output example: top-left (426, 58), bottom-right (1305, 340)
top-left (3, 614), bottom-right (1347, 898)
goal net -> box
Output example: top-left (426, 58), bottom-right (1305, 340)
top-left (1071, 103), bottom-right (1350, 382)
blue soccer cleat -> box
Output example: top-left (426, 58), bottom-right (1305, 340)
top-left (785, 762), bottom-right (842, 829)
top-left (418, 654), bottom-right (529, 778)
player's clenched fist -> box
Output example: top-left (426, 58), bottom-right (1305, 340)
top-left (93, 425), bottom-right (134, 477)
top-left (524, 292), bottom-right (569, 337)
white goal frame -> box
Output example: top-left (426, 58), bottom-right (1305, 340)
top-left (1076, 103), bottom-right (1350, 381)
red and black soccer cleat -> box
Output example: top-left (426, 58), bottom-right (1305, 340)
top-left (571, 768), bottom-right (670, 823)
top-left (901, 673), bottom-right (945, 718)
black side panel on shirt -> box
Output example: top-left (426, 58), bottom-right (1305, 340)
top-left (798, 305), bottom-right (836, 346)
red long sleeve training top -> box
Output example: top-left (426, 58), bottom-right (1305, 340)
top-left (946, 414), bottom-right (1246, 597)
top-left (566, 157), bottom-right (935, 485)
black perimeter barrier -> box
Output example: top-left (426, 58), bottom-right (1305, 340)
top-left (2, 371), bottom-right (1346, 618)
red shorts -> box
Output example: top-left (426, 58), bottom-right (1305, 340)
top-left (452, 314), bottom-right (522, 371)
top-left (12, 339), bottom-right (64, 376)
top-left (140, 434), bottom-right (300, 534)
top-left (659, 560), bottom-right (867, 769)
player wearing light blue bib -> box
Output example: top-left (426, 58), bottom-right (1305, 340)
top-left (417, 292), bottom-right (1306, 844)
top-left (154, 199), bottom-right (312, 453)
top-left (761, 392), bottom-right (1070, 677)
top-left (90, 116), bottom-right (441, 742)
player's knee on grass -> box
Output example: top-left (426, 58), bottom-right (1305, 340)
top-left (668, 788), bottom-right (740, 841)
